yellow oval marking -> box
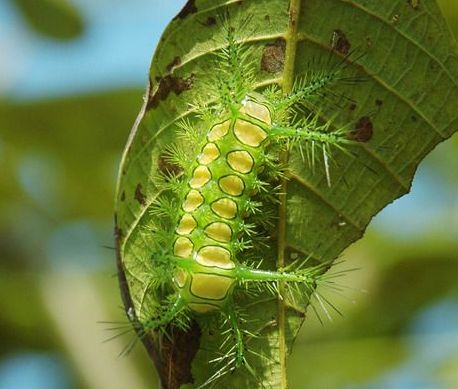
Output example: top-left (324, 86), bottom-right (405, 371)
top-left (198, 143), bottom-right (220, 165)
top-left (173, 268), bottom-right (187, 288)
top-left (182, 190), bottom-right (204, 212)
top-left (196, 246), bottom-right (235, 269)
top-left (240, 100), bottom-right (272, 124)
top-left (173, 237), bottom-right (193, 258)
top-left (204, 222), bottom-right (232, 242)
top-left (234, 120), bottom-right (267, 147)
top-left (227, 150), bottom-right (254, 174)
top-left (176, 214), bottom-right (197, 235)
top-left (190, 273), bottom-right (234, 300)
top-left (219, 175), bottom-right (245, 196)
top-left (211, 198), bottom-right (237, 219)
top-left (189, 165), bottom-right (211, 189)
top-left (208, 120), bottom-right (230, 142)
top-left (189, 303), bottom-right (219, 313)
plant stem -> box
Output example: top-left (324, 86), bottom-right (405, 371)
top-left (279, 1), bottom-right (302, 388)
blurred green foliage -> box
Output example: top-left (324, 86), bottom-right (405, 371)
top-left (0, 90), bottom-right (141, 223)
top-left (13, 0), bottom-right (84, 40)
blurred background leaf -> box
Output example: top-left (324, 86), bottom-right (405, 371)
top-left (12, 0), bottom-right (84, 41)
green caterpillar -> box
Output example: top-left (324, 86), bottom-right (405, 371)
top-left (129, 23), bottom-right (360, 387)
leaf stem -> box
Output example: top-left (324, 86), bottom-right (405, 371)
top-left (278, 1), bottom-right (302, 388)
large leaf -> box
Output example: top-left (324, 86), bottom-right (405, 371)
top-left (115, 0), bottom-right (458, 388)
top-left (13, 0), bottom-right (84, 41)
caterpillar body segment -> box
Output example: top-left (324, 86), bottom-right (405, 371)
top-left (172, 99), bottom-right (271, 313)
top-left (170, 98), bottom-right (338, 313)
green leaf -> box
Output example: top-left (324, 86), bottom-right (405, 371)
top-left (115, 0), bottom-right (458, 388)
top-left (13, 0), bottom-right (84, 41)
top-left (0, 90), bottom-right (141, 219)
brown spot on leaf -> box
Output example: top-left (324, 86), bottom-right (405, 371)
top-left (331, 29), bottom-right (351, 55)
top-left (158, 153), bottom-right (182, 176)
top-left (349, 103), bottom-right (357, 111)
top-left (120, 191), bottom-right (126, 201)
top-left (161, 321), bottom-right (201, 388)
top-left (174, 0), bottom-right (197, 20)
top-left (350, 116), bottom-right (373, 142)
top-left (134, 183), bottom-right (146, 205)
top-left (375, 99), bottom-right (383, 107)
top-left (166, 56), bottom-right (182, 72)
top-left (203, 16), bottom-right (216, 27)
top-left (261, 39), bottom-right (286, 74)
top-left (147, 74), bottom-right (194, 110)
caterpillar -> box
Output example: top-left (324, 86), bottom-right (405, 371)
top-left (126, 22), bottom-right (361, 388)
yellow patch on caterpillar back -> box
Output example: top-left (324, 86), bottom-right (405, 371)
top-left (208, 120), bottom-right (230, 142)
top-left (198, 143), bottom-right (220, 165)
top-left (190, 273), bottom-right (234, 300)
top-left (240, 100), bottom-right (272, 124)
top-left (190, 165), bottom-right (211, 188)
top-left (176, 214), bottom-right (197, 235)
top-left (183, 190), bottom-right (204, 212)
top-left (211, 198), bottom-right (237, 219)
top-left (196, 246), bottom-right (234, 269)
top-left (227, 150), bottom-right (254, 174)
top-left (204, 222), bottom-right (232, 242)
top-left (174, 237), bottom-right (193, 258)
top-left (233, 120), bottom-right (267, 147)
top-left (219, 175), bottom-right (245, 196)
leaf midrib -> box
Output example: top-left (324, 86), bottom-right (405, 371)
top-left (277, 0), bottom-right (302, 388)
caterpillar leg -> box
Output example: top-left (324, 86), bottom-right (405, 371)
top-left (200, 261), bottom-right (321, 387)
top-left (141, 294), bottom-right (187, 335)
top-left (200, 304), bottom-right (258, 388)
top-left (225, 303), bottom-right (245, 368)
top-left (268, 115), bottom-right (355, 186)
top-left (270, 118), bottom-right (353, 150)
top-left (269, 54), bottom-right (363, 113)
top-left (197, 304), bottom-right (244, 388)
top-left (272, 74), bottom-right (341, 113)
top-left (235, 260), bottom-right (323, 292)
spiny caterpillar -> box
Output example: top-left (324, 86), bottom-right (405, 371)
top-left (132, 23), bottom-right (360, 387)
